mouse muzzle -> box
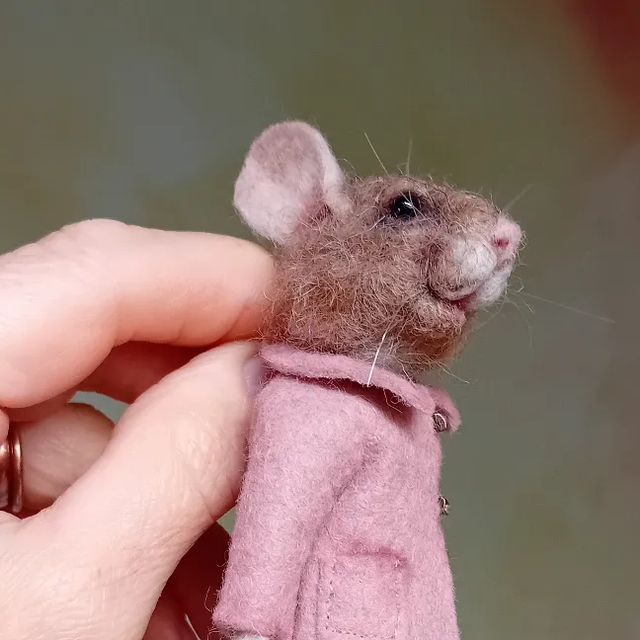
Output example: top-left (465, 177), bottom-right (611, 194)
top-left (427, 215), bottom-right (522, 313)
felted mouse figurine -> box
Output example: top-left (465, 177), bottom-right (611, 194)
top-left (213, 122), bottom-right (522, 640)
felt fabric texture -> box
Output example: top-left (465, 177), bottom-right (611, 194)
top-left (234, 121), bottom-right (522, 376)
top-left (234, 122), bottom-right (346, 244)
top-left (213, 344), bottom-right (461, 640)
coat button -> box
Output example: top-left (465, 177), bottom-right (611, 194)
top-left (438, 495), bottom-right (450, 516)
top-left (433, 410), bottom-right (449, 433)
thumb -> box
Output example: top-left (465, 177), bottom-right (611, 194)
top-left (31, 341), bottom-right (261, 640)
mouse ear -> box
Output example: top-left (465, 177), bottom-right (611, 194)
top-left (234, 121), bottom-right (345, 243)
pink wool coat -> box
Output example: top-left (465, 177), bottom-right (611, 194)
top-left (213, 344), bottom-right (461, 640)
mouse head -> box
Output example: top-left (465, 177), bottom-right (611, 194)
top-left (235, 121), bottom-right (522, 376)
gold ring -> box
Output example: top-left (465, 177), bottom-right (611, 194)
top-left (0, 426), bottom-right (23, 514)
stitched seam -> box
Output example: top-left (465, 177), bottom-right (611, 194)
top-left (324, 558), bottom-right (401, 640)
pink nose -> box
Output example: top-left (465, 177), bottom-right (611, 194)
top-left (492, 217), bottom-right (522, 256)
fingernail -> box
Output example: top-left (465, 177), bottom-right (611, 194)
top-left (243, 355), bottom-right (265, 398)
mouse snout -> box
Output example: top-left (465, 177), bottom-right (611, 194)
top-left (428, 234), bottom-right (497, 301)
top-left (492, 216), bottom-right (522, 261)
top-left (427, 216), bottom-right (521, 310)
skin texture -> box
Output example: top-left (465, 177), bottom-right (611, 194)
top-left (0, 219), bottom-right (274, 640)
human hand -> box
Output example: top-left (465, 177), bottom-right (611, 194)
top-left (0, 220), bottom-right (273, 640)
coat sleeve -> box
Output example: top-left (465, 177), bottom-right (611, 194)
top-left (212, 375), bottom-right (366, 639)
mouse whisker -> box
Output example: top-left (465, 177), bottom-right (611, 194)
top-left (366, 328), bottom-right (389, 386)
top-left (363, 131), bottom-right (389, 175)
top-left (435, 363), bottom-right (470, 385)
top-left (340, 157), bottom-right (358, 175)
top-left (405, 137), bottom-right (413, 175)
top-left (502, 184), bottom-right (534, 211)
top-left (515, 291), bottom-right (616, 324)
top-left (502, 295), bottom-right (535, 350)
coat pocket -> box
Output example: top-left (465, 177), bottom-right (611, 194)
top-left (318, 553), bottom-right (407, 640)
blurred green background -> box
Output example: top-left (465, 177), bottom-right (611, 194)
top-left (1, 2), bottom-right (638, 638)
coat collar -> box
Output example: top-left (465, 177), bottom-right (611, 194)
top-left (260, 343), bottom-right (461, 430)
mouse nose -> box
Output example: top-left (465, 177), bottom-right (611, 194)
top-left (492, 216), bottom-right (522, 257)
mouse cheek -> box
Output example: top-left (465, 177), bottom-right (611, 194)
top-left (469, 270), bottom-right (510, 310)
top-left (428, 234), bottom-right (497, 300)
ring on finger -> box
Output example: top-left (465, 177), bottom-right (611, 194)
top-left (0, 426), bottom-right (23, 514)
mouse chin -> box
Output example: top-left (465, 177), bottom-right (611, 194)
top-left (449, 293), bottom-right (477, 315)
top-left (427, 262), bottom-right (513, 316)
top-left (423, 283), bottom-right (473, 323)
top-left (414, 293), bottom-right (470, 348)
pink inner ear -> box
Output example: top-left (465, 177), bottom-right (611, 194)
top-left (234, 121), bottom-right (345, 243)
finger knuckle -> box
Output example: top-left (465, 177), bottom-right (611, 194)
top-left (57, 217), bottom-right (130, 245)
top-left (0, 218), bottom-right (129, 281)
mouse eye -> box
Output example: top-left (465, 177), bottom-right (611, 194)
top-left (387, 192), bottom-right (422, 220)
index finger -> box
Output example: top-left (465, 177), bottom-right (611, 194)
top-left (0, 219), bottom-right (273, 408)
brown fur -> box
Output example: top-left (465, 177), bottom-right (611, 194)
top-left (261, 175), bottom-right (502, 378)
